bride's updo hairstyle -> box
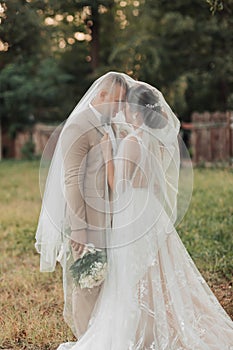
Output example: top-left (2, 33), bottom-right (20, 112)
top-left (127, 85), bottom-right (167, 129)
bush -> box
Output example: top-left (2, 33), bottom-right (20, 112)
top-left (21, 138), bottom-right (36, 160)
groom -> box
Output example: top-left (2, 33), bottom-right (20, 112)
top-left (61, 73), bottom-right (128, 338)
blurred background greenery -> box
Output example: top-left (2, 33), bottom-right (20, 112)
top-left (0, 0), bottom-right (232, 133)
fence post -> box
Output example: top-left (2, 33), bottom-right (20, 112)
top-left (228, 111), bottom-right (233, 165)
top-left (0, 120), bottom-right (1, 161)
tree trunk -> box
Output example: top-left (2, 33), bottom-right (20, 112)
top-left (90, 5), bottom-right (100, 71)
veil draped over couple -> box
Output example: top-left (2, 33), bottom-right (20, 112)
top-left (35, 72), bottom-right (233, 349)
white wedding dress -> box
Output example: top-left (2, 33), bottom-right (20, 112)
top-left (57, 130), bottom-right (233, 350)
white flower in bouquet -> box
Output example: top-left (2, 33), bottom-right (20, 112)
top-left (79, 261), bottom-right (108, 289)
top-left (69, 244), bottom-right (107, 289)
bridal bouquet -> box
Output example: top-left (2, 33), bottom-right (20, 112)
top-left (69, 244), bottom-right (107, 289)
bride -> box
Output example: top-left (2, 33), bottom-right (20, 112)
top-left (35, 73), bottom-right (233, 349)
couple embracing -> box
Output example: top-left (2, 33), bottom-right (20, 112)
top-left (35, 72), bottom-right (233, 350)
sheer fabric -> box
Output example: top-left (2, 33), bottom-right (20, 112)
top-left (35, 72), bottom-right (129, 272)
top-left (34, 72), bottom-right (233, 349)
top-left (57, 127), bottom-right (233, 350)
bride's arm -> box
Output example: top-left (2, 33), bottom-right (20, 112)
top-left (101, 133), bottom-right (141, 190)
top-left (106, 158), bottom-right (114, 191)
top-left (122, 135), bottom-right (141, 180)
top-left (100, 133), bottom-right (114, 191)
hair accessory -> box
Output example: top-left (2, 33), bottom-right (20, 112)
top-left (145, 102), bottom-right (160, 109)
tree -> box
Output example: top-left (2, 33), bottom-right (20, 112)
top-left (0, 0), bottom-right (48, 67)
top-left (1, 0), bottom-right (232, 135)
top-left (0, 1), bottom-right (74, 130)
top-left (46, 0), bottom-right (116, 72)
top-left (108, 0), bottom-right (233, 119)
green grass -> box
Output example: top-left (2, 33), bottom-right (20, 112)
top-left (0, 160), bottom-right (232, 349)
top-left (0, 160), bottom-right (74, 350)
top-left (178, 167), bottom-right (233, 282)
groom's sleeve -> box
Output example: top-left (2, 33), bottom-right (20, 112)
top-left (61, 124), bottom-right (88, 234)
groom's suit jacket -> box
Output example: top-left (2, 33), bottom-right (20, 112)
top-left (61, 107), bottom-right (112, 248)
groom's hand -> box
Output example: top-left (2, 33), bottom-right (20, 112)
top-left (100, 133), bottom-right (112, 162)
top-left (70, 229), bottom-right (87, 258)
top-left (71, 241), bottom-right (85, 255)
top-left (119, 129), bottom-right (128, 138)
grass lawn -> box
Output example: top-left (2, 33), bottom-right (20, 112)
top-left (0, 160), bottom-right (232, 349)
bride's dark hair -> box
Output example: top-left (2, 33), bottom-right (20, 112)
top-left (127, 85), bottom-right (167, 129)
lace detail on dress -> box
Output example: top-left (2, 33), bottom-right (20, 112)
top-left (120, 229), bottom-right (233, 350)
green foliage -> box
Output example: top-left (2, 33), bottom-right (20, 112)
top-left (206, 0), bottom-right (224, 13)
top-left (0, 0), bottom-right (233, 132)
top-left (107, 0), bottom-right (233, 118)
top-left (0, 0), bottom-right (45, 63)
top-left (0, 58), bottom-right (73, 125)
top-left (8, 122), bottom-right (25, 140)
top-left (69, 248), bottom-right (107, 287)
top-left (0, 62), bottom-right (35, 124)
top-left (21, 139), bottom-right (36, 160)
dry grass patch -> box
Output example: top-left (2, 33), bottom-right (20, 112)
top-left (0, 161), bottom-right (232, 349)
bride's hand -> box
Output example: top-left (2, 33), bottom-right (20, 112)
top-left (100, 133), bottom-right (112, 161)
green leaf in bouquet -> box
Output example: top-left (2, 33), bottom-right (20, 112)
top-left (69, 248), bottom-right (107, 287)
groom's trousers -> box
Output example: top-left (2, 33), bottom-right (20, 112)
top-left (71, 247), bottom-right (103, 339)
top-left (72, 283), bottom-right (102, 338)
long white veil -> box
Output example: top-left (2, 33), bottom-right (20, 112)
top-left (35, 72), bottom-right (222, 348)
top-left (55, 75), bottom-right (232, 350)
top-left (35, 72), bottom-right (191, 271)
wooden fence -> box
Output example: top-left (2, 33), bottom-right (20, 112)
top-left (1, 123), bottom-right (62, 160)
top-left (182, 111), bottom-right (233, 164)
top-left (1, 112), bottom-right (233, 164)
